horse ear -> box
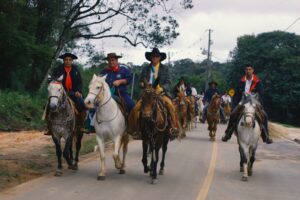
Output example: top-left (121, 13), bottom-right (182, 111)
top-left (140, 78), bottom-right (148, 88)
top-left (47, 75), bottom-right (52, 83)
top-left (56, 75), bottom-right (63, 82)
top-left (152, 77), bottom-right (160, 88)
top-left (101, 74), bottom-right (108, 80)
top-left (93, 74), bottom-right (97, 79)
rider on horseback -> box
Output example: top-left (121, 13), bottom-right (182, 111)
top-left (45, 53), bottom-right (86, 135)
top-left (221, 64), bottom-right (273, 144)
top-left (200, 81), bottom-right (226, 123)
top-left (100, 53), bottom-right (135, 113)
top-left (129, 48), bottom-right (179, 138)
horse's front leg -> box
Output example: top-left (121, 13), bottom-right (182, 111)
top-left (159, 135), bottom-right (169, 175)
top-left (248, 147), bottom-right (256, 176)
top-left (113, 135), bottom-right (122, 170)
top-left (96, 135), bottom-right (106, 180)
top-left (73, 132), bottom-right (83, 170)
top-left (52, 135), bottom-right (63, 176)
top-left (63, 136), bottom-right (73, 169)
top-left (239, 144), bottom-right (248, 181)
top-left (151, 145), bottom-right (160, 184)
top-left (119, 134), bottom-right (129, 174)
top-left (142, 140), bottom-right (150, 173)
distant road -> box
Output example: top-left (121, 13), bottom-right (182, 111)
top-left (1, 123), bottom-right (300, 200)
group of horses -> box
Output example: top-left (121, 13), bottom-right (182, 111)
top-left (46, 74), bottom-right (262, 183)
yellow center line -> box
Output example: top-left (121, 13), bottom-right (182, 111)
top-left (196, 141), bottom-right (218, 200)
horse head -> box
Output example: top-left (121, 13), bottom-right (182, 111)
top-left (84, 74), bottom-right (109, 109)
top-left (177, 91), bottom-right (186, 106)
top-left (211, 94), bottom-right (221, 107)
top-left (141, 82), bottom-right (157, 119)
top-left (241, 93), bottom-right (260, 128)
top-left (47, 75), bottom-right (65, 111)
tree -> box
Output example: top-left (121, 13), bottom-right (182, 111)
top-left (227, 31), bottom-right (300, 125)
top-left (38, 0), bottom-right (194, 91)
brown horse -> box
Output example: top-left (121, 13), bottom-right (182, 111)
top-left (186, 95), bottom-right (196, 129)
top-left (223, 101), bottom-right (231, 122)
top-left (139, 83), bottom-right (170, 184)
top-left (174, 91), bottom-right (188, 138)
top-left (207, 94), bottom-right (221, 141)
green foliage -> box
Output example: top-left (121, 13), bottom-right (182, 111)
top-left (0, 90), bottom-right (46, 131)
top-left (227, 31), bottom-right (300, 125)
top-left (80, 136), bottom-right (98, 155)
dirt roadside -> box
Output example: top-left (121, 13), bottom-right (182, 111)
top-left (0, 122), bottom-right (299, 191)
top-left (0, 131), bottom-right (95, 191)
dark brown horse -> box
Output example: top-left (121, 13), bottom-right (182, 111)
top-left (139, 82), bottom-right (170, 184)
top-left (207, 94), bottom-right (221, 141)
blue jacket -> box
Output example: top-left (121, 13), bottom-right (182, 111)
top-left (100, 64), bottom-right (132, 94)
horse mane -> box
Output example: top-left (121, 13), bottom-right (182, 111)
top-left (240, 93), bottom-right (261, 106)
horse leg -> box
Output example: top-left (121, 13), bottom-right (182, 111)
top-left (96, 135), bottom-right (106, 180)
top-left (73, 132), bottom-right (83, 170)
top-left (239, 146), bottom-right (244, 172)
top-left (151, 146), bottom-right (160, 184)
top-left (248, 147), bottom-right (256, 176)
top-left (112, 135), bottom-right (122, 170)
top-left (119, 134), bottom-right (129, 174)
top-left (240, 145), bottom-right (248, 181)
top-left (63, 136), bottom-right (73, 169)
top-left (142, 140), bottom-right (150, 173)
top-left (159, 135), bottom-right (169, 175)
top-left (52, 135), bottom-right (63, 176)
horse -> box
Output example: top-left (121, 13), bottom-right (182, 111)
top-left (139, 81), bottom-right (170, 184)
top-left (186, 95), bottom-right (196, 129)
top-left (237, 93), bottom-right (260, 181)
top-left (174, 91), bottom-right (188, 138)
top-left (207, 94), bottom-right (221, 141)
top-left (46, 75), bottom-right (83, 176)
top-left (223, 100), bottom-right (232, 122)
top-left (84, 74), bottom-right (129, 180)
top-left (195, 95), bottom-right (204, 123)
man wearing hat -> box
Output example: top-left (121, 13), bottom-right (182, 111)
top-left (129, 48), bottom-right (179, 138)
top-left (222, 64), bottom-right (273, 144)
top-left (200, 80), bottom-right (226, 123)
top-left (173, 76), bottom-right (192, 97)
top-left (100, 53), bottom-right (135, 113)
top-left (45, 53), bottom-right (86, 135)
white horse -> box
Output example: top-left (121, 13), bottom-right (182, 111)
top-left (84, 74), bottom-right (129, 180)
top-left (237, 94), bottom-right (260, 181)
top-left (195, 95), bottom-right (204, 123)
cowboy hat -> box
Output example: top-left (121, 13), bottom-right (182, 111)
top-left (209, 80), bottom-right (218, 86)
top-left (145, 48), bottom-right (166, 61)
top-left (59, 53), bottom-right (78, 60)
top-left (102, 52), bottom-right (122, 60)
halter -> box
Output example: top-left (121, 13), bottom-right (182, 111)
top-left (241, 111), bottom-right (255, 128)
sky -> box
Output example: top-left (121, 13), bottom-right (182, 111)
top-left (88, 0), bottom-right (300, 65)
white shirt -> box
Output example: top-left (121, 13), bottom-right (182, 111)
top-left (222, 95), bottom-right (231, 103)
top-left (245, 76), bottom-right (253, 94)
top-left (191, 87), bottom-right (197, 96)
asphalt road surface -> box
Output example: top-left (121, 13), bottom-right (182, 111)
top-left (1, 123), bottom-right (300, 200)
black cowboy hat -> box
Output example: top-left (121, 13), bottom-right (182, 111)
top-left (102, 52), bottom-right (122, 60)
top-left (59, 53), bottom-right (78, 60)
top-left (209, 80), bottom-right (218, 86)
top-left (145, 48), bottom-right (166, 61)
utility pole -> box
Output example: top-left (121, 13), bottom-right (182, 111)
top-left (205, 29), bottom-right (213, 90)
top-left (168, 51), bottom-right (171, 67)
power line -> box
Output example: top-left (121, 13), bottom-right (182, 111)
top-left (284, 16), bottom-right (300, 31)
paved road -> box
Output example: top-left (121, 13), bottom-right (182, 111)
top-left (1, 123), bottom-right (300, 200)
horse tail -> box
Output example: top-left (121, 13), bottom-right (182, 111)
top-left (268, 122), bottom-right (284, 138)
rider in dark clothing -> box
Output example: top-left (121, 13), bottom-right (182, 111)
top-left (221, 64), bottom-right (273, 144)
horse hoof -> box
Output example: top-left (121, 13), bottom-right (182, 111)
top-left (119, 169), bottom-right (126, 174)
top-left (151, 178), bottom-right (158, 184)
top-left (97, 176), bottom-right (106, 181)
top-left (159, 170), bottom-right (164, 175)
top-left (144, 166), bottom-right (150, 173)
top-left (248, 170), bottom-right (252, 176)
top-left (241, 176), bottom-right (248, 182)
top-left (54, 170), bottom-right (62, 177)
